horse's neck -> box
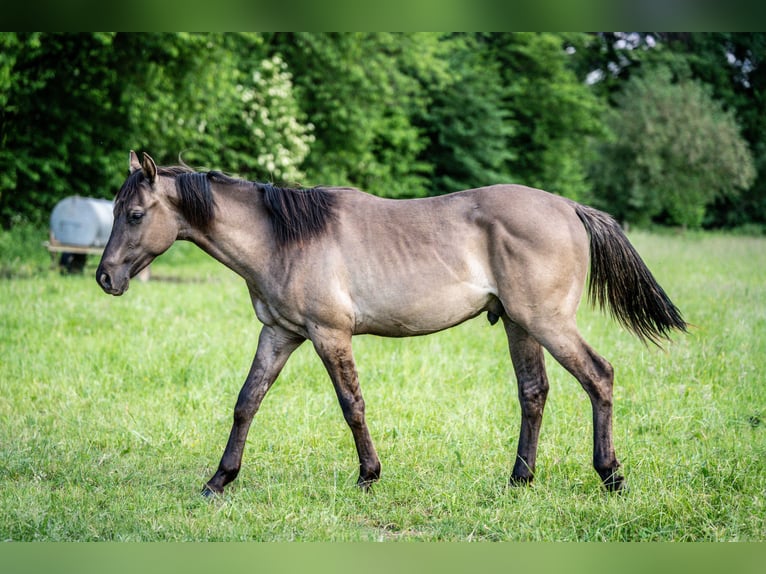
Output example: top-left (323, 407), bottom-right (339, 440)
top-left (181, 185), bottom-right (273, 281)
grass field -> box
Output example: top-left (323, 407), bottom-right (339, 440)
top-left (0, 227), bottom-right (764, 541)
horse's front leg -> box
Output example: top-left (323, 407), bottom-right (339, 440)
top-left (311, 328), bottom-right (381, 489)
top-left (203, 325), bottom-right (304, 496)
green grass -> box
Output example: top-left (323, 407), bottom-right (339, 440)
top-left (0, 229), bottom-right (764, 541)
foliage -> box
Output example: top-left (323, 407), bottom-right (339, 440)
top-left (2, 32), bottom-right (766, 228)
top-left (115, 33), bottom-right (237, 171)
top-left (676, 33), bottom-right (766, 228)
top-left (481, 32), bottom-right (608, 200)
top-left (578, 32), bottom-right (766, 227)
top-left (0, 33), bottom-right (313, 227)
top-left (591, 67), bottom-right (755, 228)
top-left (115, 33), bottom-right (313, 182)
top-left (234, 55), bottom-right (314, 183)
top-left (0, 33), bottom-right (124, 225)
top-left (415, 34), bottom-right (514, 194)
top-left (270, 33), bottom-right (433, 197)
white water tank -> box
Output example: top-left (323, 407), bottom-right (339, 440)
top-left (50, 196), bottom-right (114, 247)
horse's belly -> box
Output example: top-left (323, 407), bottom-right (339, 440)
top-left (347, 230), bottom-right (496, 336)
top-left (352, 281), bottom-right (494, 337)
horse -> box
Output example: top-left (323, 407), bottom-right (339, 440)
top-left (96, 151), bottom-right (686, 496)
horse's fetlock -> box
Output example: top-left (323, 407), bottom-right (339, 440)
top-left (215, 463), bottom-right (240, 485)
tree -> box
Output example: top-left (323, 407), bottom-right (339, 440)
top-left (0, 33), bottom-right (315, 226)
top-left (670, 33), bottom-right (766, 227)
top-left (0, 33), bottom-right (125, 226)
top-left (415, 34), bottom-right (514, 195)
top-left (270, 33), bottom-right (432, 197)
top-left (116, 33), bottom-right (313, 183)
top-left (480, 33), bottom-right (608, 201)
top-left (576, 32), bottom-right (766, 227)
top-left (590, 66), bottom-right (755, 228)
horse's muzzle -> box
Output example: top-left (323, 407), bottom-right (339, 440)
top-left (96, 266), bottom-right (129, 296)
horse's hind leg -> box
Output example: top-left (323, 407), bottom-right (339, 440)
top-left (535, 323), bottom-right (624, 491)
top-left (503, 318), bottom-right (549, 486)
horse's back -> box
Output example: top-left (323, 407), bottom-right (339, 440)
top-left (332, 183), bottom-right (579, 232)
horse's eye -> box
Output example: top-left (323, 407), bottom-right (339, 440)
top-left (128, 211), bottom-right (145, 225)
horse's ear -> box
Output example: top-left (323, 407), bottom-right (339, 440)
top-left (129, 150), bottom-right (141, 173)
top-left (141, 152), bottom-right (157, 183)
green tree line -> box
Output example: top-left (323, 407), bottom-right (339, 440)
top-left (1, 32), bottom-right (764, 230)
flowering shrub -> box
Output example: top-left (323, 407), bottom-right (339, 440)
top-left (237, 55), bottom-right (314, 183)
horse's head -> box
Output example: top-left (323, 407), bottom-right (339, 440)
top-left (96, 151), bottom-right (179, 295)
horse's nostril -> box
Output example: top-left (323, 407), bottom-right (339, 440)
top-left (99, 272), bottom-right (112, 290)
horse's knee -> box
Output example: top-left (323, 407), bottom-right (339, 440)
top-left (518, 379), bottom-right (549, 418)
top-left (339, 395), bottom-right (366, 428)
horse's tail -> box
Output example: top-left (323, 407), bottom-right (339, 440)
top-left (574, 203), bottom-right (687, 346)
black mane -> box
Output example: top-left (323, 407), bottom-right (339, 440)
top-left (176, 172), bottom-right (217, 232)
top-left (258, 182), bottom-right (336, 247)
top-left (116, 166), bottom-right (336, 245)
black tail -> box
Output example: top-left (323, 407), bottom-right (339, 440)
top-left (574, 204), bottom-right (687, 346)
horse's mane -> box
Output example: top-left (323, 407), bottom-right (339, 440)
top-left (207, 171), bottom-right (337, 246)
top-left (257, 181), bottom-right (336, 247)
top-left (116, 165), bottom-right (336, 246)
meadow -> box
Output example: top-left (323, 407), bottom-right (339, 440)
top-left (0, 227), bottom-right (764, 541)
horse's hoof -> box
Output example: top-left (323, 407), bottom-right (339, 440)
top-left (508, 474), bottom-right (534, 487)
top-left (602, 473), bottom-right (627, 493)
top-left (356, 476), bottom-right (378, 492)
top-left (201, 485), bottom-right (222, 498)
top-left (357, 480), bottom-right (375, 492)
